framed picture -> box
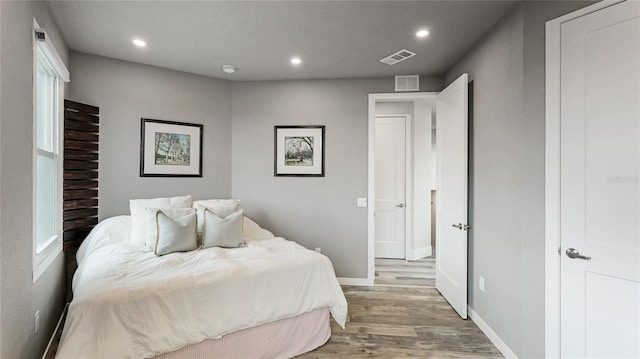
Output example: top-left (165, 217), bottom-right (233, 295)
top-left (274, 125), bottom-right (325, 177)
top-left (140, 118), bottom-right (203, 177)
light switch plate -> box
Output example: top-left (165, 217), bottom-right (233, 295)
top-left (357, 198), bottom-right (368, 208)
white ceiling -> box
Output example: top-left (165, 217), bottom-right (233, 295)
top-left (46, 1), bottom-right (516, 82)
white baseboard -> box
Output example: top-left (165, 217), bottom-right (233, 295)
top-left (414, 246), bottom-right (432, 259)
top-left (337, 277), bottom-right (374, 286)
top-left (468, 305), bottom-right (518, 359)
top-left (406, 246), bottom-right (433, 261)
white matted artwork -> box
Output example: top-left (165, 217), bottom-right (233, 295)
top-left (274, 126), bottom-right (325, 177)
top-left (140, 118), bottom-right (203, 177)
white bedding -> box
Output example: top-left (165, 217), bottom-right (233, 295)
top-left (56, 216), bottom-right (348, 359)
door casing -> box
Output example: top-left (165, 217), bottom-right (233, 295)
top-left (544, 1), bottom-right (625, 356)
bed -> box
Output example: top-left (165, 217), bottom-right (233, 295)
top-left (55, 209), bottom-right (348, 359)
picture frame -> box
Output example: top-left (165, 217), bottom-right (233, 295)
top-left (274, 125), bottom-right (325, 177)
top-left (140, 118), bottom-right (203, 177)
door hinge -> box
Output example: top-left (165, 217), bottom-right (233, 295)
top-left (558, 246), bottom-right (561, 255)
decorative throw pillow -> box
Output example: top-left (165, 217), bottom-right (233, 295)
top-left (202, 208), bottom-right (245, 249)
top-left (146, 208), bottom-right (198, 256)
top-left (129, 195), bottom-right (192, 247)
top-left (193, 199), bottom-right (240, 236)
top-left (145, 207), bottom-right (197, 252)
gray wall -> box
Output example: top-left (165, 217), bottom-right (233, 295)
top-left (231, 77), bottom-right (443, 278)
top-left (68, 53), bottom-right (233, 219)
top-left (445, 1), bottom-right (594, 357)
top-left (0, 1), bottom-right (68, 358)
top-left (448, 5), bottom-right (526, 354)
top-left (0, 1), bottom-right (3, 355)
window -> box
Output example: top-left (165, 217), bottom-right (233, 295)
top-left (32, 20), bottom-right (69, 282)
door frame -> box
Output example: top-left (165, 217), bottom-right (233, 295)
top-left (367, 92), bottom-right (438, 285)
top-left (374, 114), bottom-right (411, 260)
top-left (544, 1), bottom-right (624, 357)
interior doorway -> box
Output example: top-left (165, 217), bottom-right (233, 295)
top-left (368, 74), bottom-right (470, 318)
top-left (368, 92), bottom-right (437, 290)
top-left (370, 94), bottom-right (436, 264)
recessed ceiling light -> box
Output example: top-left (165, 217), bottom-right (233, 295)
top-left (416, 29), bottom-right (430, 38)
top-left (222, 65), bottom-right (236, 74)
top-left (290, 57), bottom-right (302, 65)
top-left (132, 39), bottom-right (147, 47)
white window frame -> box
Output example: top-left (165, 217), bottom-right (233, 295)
top-left (32, 19), bottom-right (69, 283)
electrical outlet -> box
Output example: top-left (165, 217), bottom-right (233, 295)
top-left (35, 310), bottom-right (40, 333)
top-left (357, 198), bottom-right (368, 208)
top-left (315, 248), bottom-right (321, 254)
top-left (479, 276), bottom-right (485, 292)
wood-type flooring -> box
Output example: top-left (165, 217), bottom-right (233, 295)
top-left (297, 258), bottom-right (503, 358)
top-left (374, 257), bottom-right (436, 287)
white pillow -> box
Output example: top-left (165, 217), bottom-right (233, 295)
top-left (242, 217), bottom-right (262, 235)
top-left (202, 208), bottom-right (245, 248)
top-left (193, 199), bottom-right (240, 236)
top-left (129, 195), bottom-right (192, 246)
top-left (242, 217), bottom-right (275, 240)
top-left (145, 207), bottom-right (197, 252)
top-left (147, 208), bottom-right (198, 256)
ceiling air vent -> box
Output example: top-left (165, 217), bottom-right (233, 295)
top-left (395, 75), bottom-right (420, 92)
top-left (380, 49), bottom-right (416, 65)
top-left (35, 30), bottom-right (46, 42)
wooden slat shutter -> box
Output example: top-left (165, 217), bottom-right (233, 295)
top-left (63, 100), bottom-right (99, 251)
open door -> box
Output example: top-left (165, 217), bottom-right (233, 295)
top-left (436, 73), bottom-right (469, 319)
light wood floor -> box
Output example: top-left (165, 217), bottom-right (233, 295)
top-left (375, 257), bottom-right (436, 287)
top-left (297, 258), bottom-right (503, 358)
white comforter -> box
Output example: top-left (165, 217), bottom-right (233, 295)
top-left (56, 216), bottom-right (348, 359)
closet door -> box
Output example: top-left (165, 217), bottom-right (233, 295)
top-left (374, 115), bottom-right (407, 259)
top-left (559, 1), bottom-right (640, 357)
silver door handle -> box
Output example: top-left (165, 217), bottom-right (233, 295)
top-left (452, 223), bottom-right (471, 231)
top-left (565, 248), bottom-right (591, 260)
top-left (396, 203), bottom-right (404, 208)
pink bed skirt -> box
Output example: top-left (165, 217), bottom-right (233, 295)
top-left (153, 307), bottom-right (331, 359)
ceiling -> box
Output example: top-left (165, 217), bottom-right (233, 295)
top-left (46, 1), bottom-right (516, 82)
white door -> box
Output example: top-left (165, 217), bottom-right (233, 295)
top-left (375, 116), bottom-right (406, 259)
top-left (560, 2), bottom-right (640, 357)
top-left (436, 73), bottom-right (469, 319)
